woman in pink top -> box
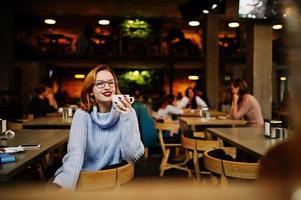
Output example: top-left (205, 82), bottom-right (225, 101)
top-left (229, 79), bottom-right (264, 126)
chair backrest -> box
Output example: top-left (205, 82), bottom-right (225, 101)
top-left (204, 150), bottom-right (259, 180)
top-left (182, 134), bottom-right (221, 152)
top-left (77, 163), bottom-right (134, 191)
top-left (154, 122), bottom-right (179, 132)
top-left (196, 140), bottom-right (220, 152)
top-left (181, 135), bottom-right (196, 151)
top-left (154, 122), bottom-right (180, 156)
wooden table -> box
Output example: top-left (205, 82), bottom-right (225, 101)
top-left (182, 110), bottom-right (227, 118)
top-left (23, 117), bottom-right (72, 129)
top-left (207, 127), bottom-right (284, 159)
top-left (180, 117), bottom-right (246, 132)
top-left (0, 129), bottom-right (69, 182)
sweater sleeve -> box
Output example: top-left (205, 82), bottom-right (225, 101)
top-left (119, 109), bottom-right (144, 163)
top-left (53, 109), bottom-right (88, 190)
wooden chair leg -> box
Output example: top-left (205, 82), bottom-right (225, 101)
top-left (144, 147), bottom-right (149, 159)
top-left (175, 147), bottom-right (180, 158)
top-left (31, 163), bottom-right (46, 181)
top-left (193, 151), bottom-right (201, 181)
top-left (210, 174), bottom-right (218, 186)
top-left (160, 149), bottom-right (170, 177)
top-left (221, 174), bottom-right (228, 187)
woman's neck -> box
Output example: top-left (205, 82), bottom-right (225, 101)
top-left (97, 101), bottom-right (112, 113)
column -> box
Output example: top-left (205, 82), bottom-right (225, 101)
top-left (246, 24), bottom-right (273, 119)
top-left (0, 1), bottom-right (13, 90)
top-left (205, 14), bottom-right (220, 109)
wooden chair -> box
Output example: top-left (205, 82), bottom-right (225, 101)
top-left (204, 149), bottom-right (259, 186)
top-left (154, 122), bottom-right (191, 177)
top-left (77, 163), bottom-right (134, 191)
top-left (181, 134), bottom-right (221, 182)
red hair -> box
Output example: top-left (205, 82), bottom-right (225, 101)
top-left (80, 65), bottom-right (120, 112)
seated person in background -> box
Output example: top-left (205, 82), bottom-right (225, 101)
top-left (229, 79), bottom-right (264, 126)
top-left (132, 91), bottom-right (158, 149)
top-left (156, 95), bottom-right (184, 138)
top-left (53, 65), bottom-right (144, 190)
top-left (175, 92), bottom-right (183, 107)
top-left (29, 85), bottom-right (58, 118)
top-left (194, 88), bottom-right (210, 107)
top-left (157, 94), bottom-right (184, 122)
top-left (177, 87), bottom-right (207, 109)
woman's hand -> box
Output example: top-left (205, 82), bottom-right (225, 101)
top-left (46, 92), bottom-right (58, 109)
top-left (113, 95), bottom-right (132, 113)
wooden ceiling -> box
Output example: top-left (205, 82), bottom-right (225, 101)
top-left (14, 0), bottom-right (292, 22)
top-left (15, 0), bottom-right (186, 19)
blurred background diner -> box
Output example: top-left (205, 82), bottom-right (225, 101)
top-left (0, 0), bottom-right (301, 198)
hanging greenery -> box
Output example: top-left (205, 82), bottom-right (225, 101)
top-left (122, 19), bottom-right (151, 39)
top-left (118, 70), bottom-right (154, 93)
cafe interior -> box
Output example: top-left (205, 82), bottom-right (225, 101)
top-left (1, 0), bottom-right (301, 199)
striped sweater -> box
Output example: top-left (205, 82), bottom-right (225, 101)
top-left (53, 106), bottom-right (144, 190)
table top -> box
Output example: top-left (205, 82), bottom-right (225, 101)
top-left (207, 127), bottom-right (285, 159)
top-left (0, 129), bottom-right (69, 182)
top-left (182, 110), bottom-right (227, 118)
top-left (180, 117), bottom-right (246, 126)
top-left (23, 117), bottom-right (72, 129)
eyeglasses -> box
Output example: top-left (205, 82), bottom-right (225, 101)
top-left (94, 80), bottom-right (115, 89)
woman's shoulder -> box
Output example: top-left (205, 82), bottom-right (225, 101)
top-left (73, 108), bottom-right (91, 119)
top-left (244, 94), bottom-right (258, 102)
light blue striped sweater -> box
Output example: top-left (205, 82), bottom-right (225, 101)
top-left (53, 106), bottom-right (144, 189)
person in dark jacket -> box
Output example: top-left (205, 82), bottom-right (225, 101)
top-left (29, 85), bottom-right (58, 118)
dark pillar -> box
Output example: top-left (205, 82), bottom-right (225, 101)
top-left (0, 1), bottom-right (14, 90)
top-left (205, 14), bottom-right (220, 109)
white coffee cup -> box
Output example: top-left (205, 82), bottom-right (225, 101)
top-left (112, 95), bottom-right (135, 109)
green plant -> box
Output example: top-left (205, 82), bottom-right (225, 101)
top-left (122, 19), bottom-right (151, 39)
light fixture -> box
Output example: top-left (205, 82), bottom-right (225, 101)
top-left (211, 4), bottom-right (218, 9)
top-left (188, 75), bottom-right (199, 80)
top-left (203, 10), bottom-right (210, 14)
top-left (280, 77), bottom-right (287, 81)
top-left (74, 74), bottom-right (85, 79)
top-left (44, 19), bottom-right (56, 25)
top-left (188, 20), bottom-right (200, 27)
top-left (98, 19), bottom-right (110, 25)
top-left (273, 24), bottom-right (283, 30)
top-left (228, 22), bottom-right (240, 28)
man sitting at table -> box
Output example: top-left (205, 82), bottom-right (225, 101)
top-left (28, 85), bottom-right (58, 118)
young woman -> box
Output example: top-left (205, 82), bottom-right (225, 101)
top-left (177, 87), bottom-right (207, 109)
top-left (53, 65), bottom-right (144, 190)
top-left (229, 79), bottom-right (264, 126)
